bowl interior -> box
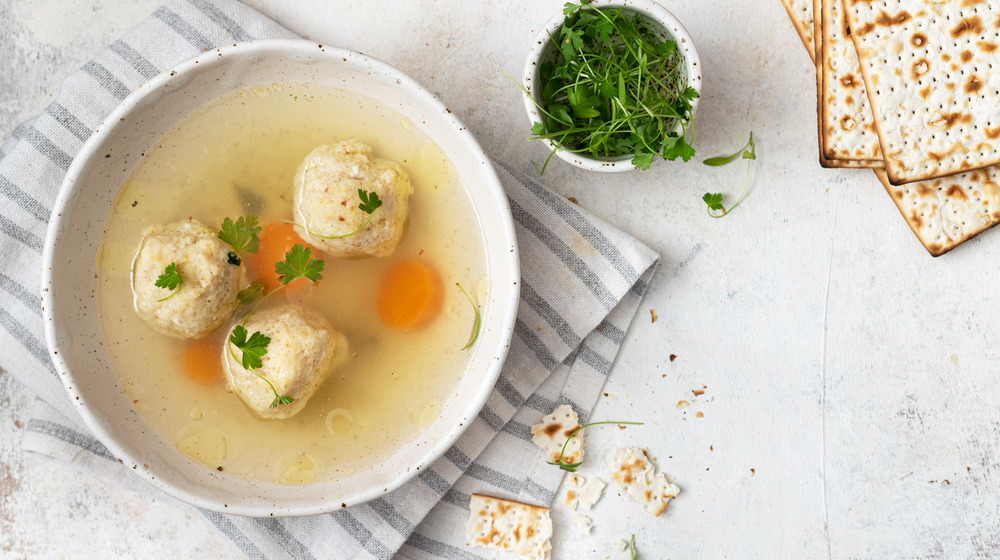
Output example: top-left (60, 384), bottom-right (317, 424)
top-left (521, 0), bottom-right (702, 172)
top-left (42, 40), bottom-right (519, 516)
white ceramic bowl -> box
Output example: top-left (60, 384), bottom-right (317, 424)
top-left (521, 0), bottom-right (702, 173)
top-left (41, 40), bottom-right (519, 517)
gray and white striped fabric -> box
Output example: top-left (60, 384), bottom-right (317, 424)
top-left (0, 1), bottom-right (660, 559)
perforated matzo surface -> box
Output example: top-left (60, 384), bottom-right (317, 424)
top-left (874, 167), bottom-right (1000, 255)
top-left (845, 0), bottom-right (1000, 184)
top-left (782, 0), bottom-right (816, 62)
top-left (820, 0), bottom-right (882, 165)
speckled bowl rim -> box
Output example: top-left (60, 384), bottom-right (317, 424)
top-left (41, 39), bottom-right (520, 517)
top-left (521, 0), bottom-right (702, 173)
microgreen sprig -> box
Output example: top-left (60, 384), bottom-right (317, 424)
top-left (630, 534), bottom-right (637, 559)
top-left (227, 243), bottom-right (325, 408)
top-left (703, 132), bottom-right (756, 218)
top-left (286, 189), bottom-right (382, 240)
top-left (514, 2), bottom-right (698, 173)
top-left (154, 262), bottom-right (181, 302)
top-left (548, 420), bottom-right (644, 472)
top-left (456, 282), bottom-right (482, 351)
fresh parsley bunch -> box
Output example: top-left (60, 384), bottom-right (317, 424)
top-left (528, 1), bottom-right (698, 171)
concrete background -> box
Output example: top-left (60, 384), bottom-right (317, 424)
top-left (3, 0), bottom-right (999, 558)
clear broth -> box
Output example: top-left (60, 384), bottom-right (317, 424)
top-left (97, 83), bottom-right (485, 484)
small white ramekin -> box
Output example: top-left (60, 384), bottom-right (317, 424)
top-left (521, 0), bottom-right (702, 173)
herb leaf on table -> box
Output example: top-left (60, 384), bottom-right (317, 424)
top-left (702, 132), bottom-right (756, 218)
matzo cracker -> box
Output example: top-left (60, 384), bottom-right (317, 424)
top-left (530, 404), bottom-right (582, 465)
top-left (845, 0), bottom-right (1000, 183)
top-left (609, 447), bottom-right (679, 517)
top-left (874, 167), bottom-right (1000, 255)
top-left (819, 0), bottom-right (882, 165)
top-left (781, 0), bottom-right (817, 62)
top-left (466, 494), bottom-right (552, 560)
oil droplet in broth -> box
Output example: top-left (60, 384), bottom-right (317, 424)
top-left (326, 408), bottom-right (354, 436)
top-left (407, 141), bottom-right (454, 198)
top-left (278, 451), bottom-right (318, 485)
top-left (411, 400), bottom-right (440, 431)
top-left (176, 421), bottom-right (227, 467)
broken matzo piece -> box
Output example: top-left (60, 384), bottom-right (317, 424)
top-left (563, 474), bottom-right (606, 511)
top-left (818, 0), bottom-right (882, 166)
top-left (563, 473), bottom-right (585, 509)
top-left (571, 514), bottom-right (593, 535)
top-left (531, 404), bottom-right (582, 466)
top-left (609, 447), bottom-right (680, 517)
top-left (845, 1), bottom-right (1000, 184)
top-left (781, 0), bottom-right (816, 62)
top-left (466, 494), bottom-right (552, 560)
top-left (874, 167), bottom-right (1000, 256)
top-left (576, 476), bottom-right (606, 511)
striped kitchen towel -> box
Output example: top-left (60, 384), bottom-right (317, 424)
top-left (0, 1), bottom-right (660, 559)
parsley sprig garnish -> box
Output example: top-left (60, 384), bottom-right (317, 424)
top-left (218, 215), bottom-right (261, 257)
top-left (286, 188), bottom-right (382, 239)
top-left (229, 325), bottom-right (270, 370)
top-left (630, 535), bottom-right (637, 559)
top-left (703, 132), bottom-right (756, 218)
top-left (514, 2), bottom-right (698, 173)
top-left (227, 243), bottom-right (325, 408)
top-left (154, 262), bottom-right (182, 302)
top-left (456, 283), bottom-right (481, 351)
top-left (275, 243), bottom-right (325, 284)
top-left (548, 420), bottom-right (643, 472)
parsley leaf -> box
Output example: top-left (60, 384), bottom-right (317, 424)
top-left (237, 280), bottom-right (266, 305)
top-left (357, 189), bottom-right (383, 215)
top-left (274, 244), bottom-right (324, 285)
top-left (229, 325), bottom-right (270, 370)
top-left (702, 192), bottom-right (725, 213)
top-left (154, 262), bottom-right (181, 302)
top-left (630, 152), bottom-right (655, 170)
top-left (218, 215), bottom-right (261, 254)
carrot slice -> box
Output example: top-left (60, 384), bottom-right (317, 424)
top-left (244, 222), bottom-right (315, 292)
top-left (377, 258), bottom-right (443, 330)
top-left (181, 338), bottom-right (224, 386)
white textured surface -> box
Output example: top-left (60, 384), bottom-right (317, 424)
top-left (4, 0), bottom-right (1000, 558)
